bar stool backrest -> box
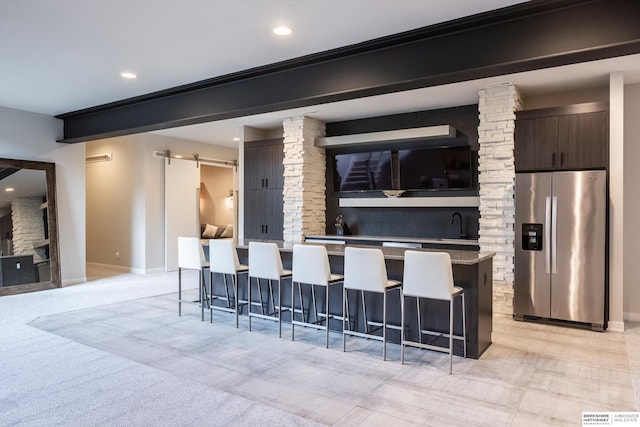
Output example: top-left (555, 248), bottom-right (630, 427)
top-left (292, 244), bottom-right (332, 286)
top-left (209, 239), bottom-right (242, 274)
top-left (403, 251), bottom-right (455, 301)
top-left (178, 237), bottom-right (207, 270)
top-left (343, 246), bottom-right (389, 292)
top-left (249, 241), bottom-right (285, 280)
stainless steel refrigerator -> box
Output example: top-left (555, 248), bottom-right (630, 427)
top-left (514, 170), bottom-right (607, 331)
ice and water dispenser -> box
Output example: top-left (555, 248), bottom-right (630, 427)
top-left (521, 223), bottom-right (543, 251)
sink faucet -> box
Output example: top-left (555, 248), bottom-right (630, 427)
top-left (450, 212), bottom-right (467, 239)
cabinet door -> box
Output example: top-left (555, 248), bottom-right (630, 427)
top-left (244, 189), bottom-right (283, 240)
top-left (557, 111), bottom-right (608, 170)
top-left (265, 188), bottom-right (284, 240)
top-left (245, 145), bottom-right (273, 189)
top-left (244, 189), bottom-right (262, 239)
top-left (514, 117), bottom-right (559, 171)
top-left (267, 144), bottom-right (284, 189)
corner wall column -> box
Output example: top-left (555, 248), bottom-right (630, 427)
top-left (282, 116), bottom-right (327, 242)
top-left (478, 82), bottom-right (522, 314)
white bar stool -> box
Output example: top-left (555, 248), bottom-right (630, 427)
top-left (291, 244), bottom-right (343, 348)
top-left (177, 236), bottom-right (209, 321)
top-left (248, 242), bottom-right (292, 337)
top-left (208, 239), bottom-right (249, 327)
top-left (342, 246), bottom-right (401, 360)
top-left (401, 250), bottom-right (466, 374)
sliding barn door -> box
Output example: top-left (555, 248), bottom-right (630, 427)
top-left (165, 158), bottom-right (200, 271)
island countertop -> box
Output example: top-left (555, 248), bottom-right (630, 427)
top-left (305, 234), bottom-right (479, 247)
top-left (233, 238), bottom-right (494, 266)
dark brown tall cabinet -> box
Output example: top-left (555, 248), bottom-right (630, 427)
top-left (515, 102), bottom-right (609, 172)
top-left (244, 138), bottom-right (284, 240)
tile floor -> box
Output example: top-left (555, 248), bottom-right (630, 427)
top-left (1, 268), bottom-right (639, 426)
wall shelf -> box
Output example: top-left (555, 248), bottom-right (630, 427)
top-left (339, 196), bottom-right (480, 208)
top-left (315, 125), bottom-right (456, 148)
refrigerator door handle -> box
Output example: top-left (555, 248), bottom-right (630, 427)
top-left (545, 196), bottom-right (551, 274)
top-left (551, 196), bottom-right (558, 274)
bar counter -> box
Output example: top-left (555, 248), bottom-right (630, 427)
top-left (205, 239), bottom-right (494, 359)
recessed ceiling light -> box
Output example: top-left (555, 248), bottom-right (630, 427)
top-left (232, 137), bottom-right (240, 141)
top-left (121, 72), bottom-right (137, 79)
top-left (273, 26), bottom-right (292, 36)
top-left (5, 187), bottom-right (14, 192)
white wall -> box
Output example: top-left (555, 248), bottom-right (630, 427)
top-left (0, 106), bottom-right (86, 285)
top-left (86, 132), bottom-right (237, 273)
top-left (624, 82), bottom-right (640, 320)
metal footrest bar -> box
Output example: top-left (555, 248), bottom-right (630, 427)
top-left (367, 320), bottom-right (402, 331)
top-left (248, 312), bottom-right (280, 323)
top-left (418, 329), bottom-right (466, 342)
top-left (343, 329), bottom-right (384, 342)
top-left (401, 340), bottom-right (452, 355)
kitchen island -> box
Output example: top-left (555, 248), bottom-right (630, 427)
top-left (205, 239), bottom-right (494, 359)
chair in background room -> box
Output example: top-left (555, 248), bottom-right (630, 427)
top-left (208, 239), bottom-right (249, 327)
top-left (401, 250), bottom-right (466, 374)
top-left (177, 236), bottom-right (209, 321)
top-left (291, 244), bottom-right (343, 348)
top-left (248, 242), bottom-right (292, 337)
top-left (342, 246), bottom-right (401, 360)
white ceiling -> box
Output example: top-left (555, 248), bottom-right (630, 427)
top-left (1, 0), bottom-right (639, 148)
top-left (0, 169), bottom-right (47, 211)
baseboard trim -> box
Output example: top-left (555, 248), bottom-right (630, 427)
top-left (62, 277), bottom-right (88, 287)
top-left (608, 320), bottom-right (625, 332)
top-left (624, 312), bottom-right (640, 322)
top-left (87, 262), bottom-right (131, 273)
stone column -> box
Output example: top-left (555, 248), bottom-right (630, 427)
top-left (282, 116), bottom-right (327, 242)
top-left (11, 197), bottom-right (46, 262)
top-left (478, 82), bottom-right (522, 313)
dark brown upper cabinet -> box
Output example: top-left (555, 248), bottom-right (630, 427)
top-left (244, 139), bottom-right (285, 240)
top-left (515, 102), bottom-right (609, 172)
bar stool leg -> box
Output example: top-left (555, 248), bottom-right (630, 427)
top-left (257, 279), bottom-right (265, 315)
top-left (417, 297), bottom-right (423, 344)
top-left (200, 270), bottom-right (205, 321)
top-left (462, 292), bottom-right (467, 358)
top-left (291, 281), bottom-right (296, 341)
top-left (401, 292), bottom-right (405, 365)
top-left (222, 274), bottom-right (231, 308)
top-left (248, 277), bottom-right (252, 331)
top-left (298, 283), bottom-right (305, 322)
top-left (311, 285), bottom-right (318, 323)
top-left (233, 274), bottom-right (239, 328)
top-left (361, 291), bottom-right (368, 333)
top-left (212, 270), bottom-right (218, 323)
top-left (178, 267), bottom-right (182, 316)
top-left (449, 298), bottom-right (454, 375)
top-left (325, 284), bottom-right (330, 348)
top-left (383, 290), bottom-right (387, 361)
top-left (343, 287), bottom-right (348, 352)
top-left (278, 279), bottom-right (283, 338)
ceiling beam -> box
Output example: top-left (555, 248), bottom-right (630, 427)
top-left (57, 0), bottom-right (640, 143)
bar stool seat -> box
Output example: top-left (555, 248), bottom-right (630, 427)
top-left (177, 236), bottom-right (209, 321)
top-left (248, 242), bottom-right (292, 337)
top-left (291, 244), bottom-right (343, 348)
top-left (343, 246), bottom-right (401, 360)
top-left (401, 250), bottom-right (466, 374)
top-left (208, 239), bottom-right (249, 327)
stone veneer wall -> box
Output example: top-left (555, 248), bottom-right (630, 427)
top-left (11, 197), bottom-right (46, 262)
top-left (478, 83), bottom-right (522, 313)
top-left (282, 116), bottom-right (327, 242)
